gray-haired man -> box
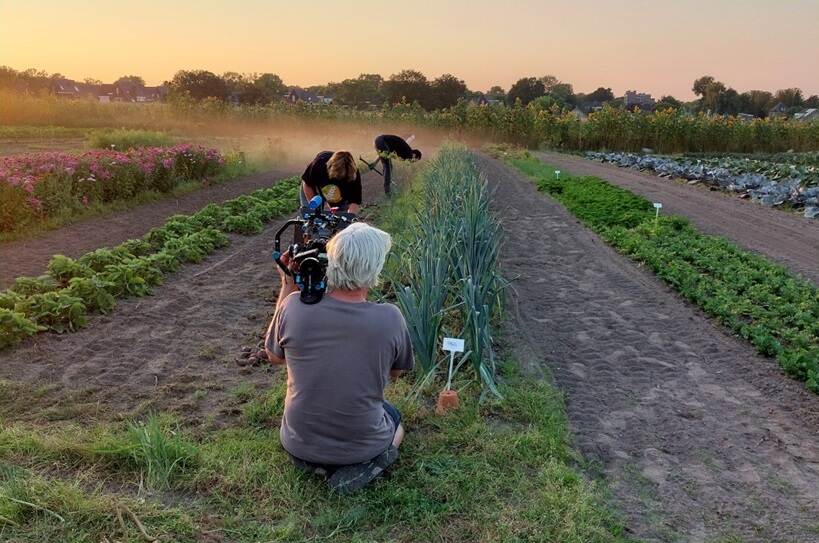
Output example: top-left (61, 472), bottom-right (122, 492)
top-left (265, 222), bottom-right (414, 493)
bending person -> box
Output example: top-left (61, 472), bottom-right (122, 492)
top-left (300, 150), bottom-right (361, 214)
top-left (373, 134), bottom-right (422, 196)
top-left (265, 222), bottom-right (414, 493)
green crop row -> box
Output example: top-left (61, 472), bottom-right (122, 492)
top-left (0, 177), bottom-right (300, 349)
top-left (501, 150), bottom-right (819, 393)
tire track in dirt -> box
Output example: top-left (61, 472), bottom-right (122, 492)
top-left (1, 169), bottom-right (295, 288)
top-left (535, 151), bottom-right (819, 286)
top-left (0, 171), bottom-right (386, 425)
top-left (479, 153), bottom-right (819, 542)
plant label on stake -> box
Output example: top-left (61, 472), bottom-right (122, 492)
top-left (442, 337), bottom-right (465, 391)
top-left (653, 202), bottom-right (662, 228)
top-left (554, 170), bottom-right (561, 180)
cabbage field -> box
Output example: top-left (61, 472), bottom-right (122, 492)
top-left (587, 151), bottom-right (819, 218)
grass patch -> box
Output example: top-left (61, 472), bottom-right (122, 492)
top-left (0, 372), bottom-right (628, 542)
top-left (0, 125), bottom-right (92, 140)
top-left (86, 128), bottom-right (173, 150)
top-left (497, 147), bottom-right (819, 393)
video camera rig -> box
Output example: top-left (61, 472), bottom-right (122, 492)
top-left (272, 195), bottom-right (358, 304)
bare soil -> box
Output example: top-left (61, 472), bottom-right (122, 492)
top-left (479, 153), bottom-right (819, 543)
top-left (0, 137), bottom-right (86, 157)
top-left (0, 170), bottom-right (388, 425)
top-left (536, 151), bottom-right (819, 286)
top-left (0, 169), bottom-right (292, 288)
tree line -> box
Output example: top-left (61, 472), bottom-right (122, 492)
top-left (2, 65), bottom-right (817, 117)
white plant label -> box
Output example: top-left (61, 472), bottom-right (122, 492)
top-left (555, 170), bottom-right (561, 179)
top-left (653, 202), bottom-right (663, 209)
top-left (442, 337), bottom-right (465, 353)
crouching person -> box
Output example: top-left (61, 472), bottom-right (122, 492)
top-left (265, 222), bottom-right (414, 493)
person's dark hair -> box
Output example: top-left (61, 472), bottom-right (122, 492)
top-left (411, 149), bottom-right (422, 160)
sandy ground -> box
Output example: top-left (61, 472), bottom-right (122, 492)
top-left (479, 153), bottom-right (819, 543)
top-left (536, 151), bottom-right (819, 286)
top-left (0, 170), bottom-right (294, 288)
top-left (0, 170), bottom-right (388, 424)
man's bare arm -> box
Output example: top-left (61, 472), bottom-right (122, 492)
top-left (265, 256), bottom-right (299, 365)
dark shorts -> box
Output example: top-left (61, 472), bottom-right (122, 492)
top-left (382, 400), bottom-right (401, 431)
top-left (289, 401), bottom-right (402, 472)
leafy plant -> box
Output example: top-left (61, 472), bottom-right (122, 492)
top-left (10, 276), bottom-right (60, 296)
top-left (47, 255), bottom-right (92, 284)
top-left (65, 276), bottom-right (116, 314)
top-left (14, 292), bottom-right (87, 333)
top-left (0, 308), bottom-right (43, 348)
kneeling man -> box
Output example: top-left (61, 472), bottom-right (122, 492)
top-left (265, 222), bottom-right (414, 493)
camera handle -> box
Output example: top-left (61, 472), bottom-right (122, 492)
top-left (272, 219), bottom-right (304, 276)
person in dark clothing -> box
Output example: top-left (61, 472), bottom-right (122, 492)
top-left (301, 151), bottom-right (362, 214)
top-left (373, 135), bottom-right (422, 196)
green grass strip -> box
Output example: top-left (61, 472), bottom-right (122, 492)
top-left (0, 178), bottom-right (300, 348)
top-left (0, 369), bottom-right (629, 542)
top-left (501, 150), bottom-right (819, 393)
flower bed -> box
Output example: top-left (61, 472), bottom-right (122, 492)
top-left (0, 145), bottom-right (226, 231)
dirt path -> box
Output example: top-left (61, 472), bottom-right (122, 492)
top-left (535, 151), bottom-right (819, 286)
top-left (1, 170), bottom-right (294, 288)
top-left (479, 154), bottom-right (819, 542)
top-left (0, 171), bottom-right (386, 424)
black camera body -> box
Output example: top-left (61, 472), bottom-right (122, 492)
top-left (273, 202), bottom-right (358, 304)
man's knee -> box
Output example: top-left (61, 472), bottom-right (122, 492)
top-left (393, 423), bottom-right (405, 448)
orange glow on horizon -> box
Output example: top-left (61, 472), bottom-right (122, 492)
top-left (2, 0), bottom-right (818, 100)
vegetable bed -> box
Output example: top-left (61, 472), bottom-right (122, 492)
top-left (504, 150), bottom-right (819, 393)
top-left (0, 178), bottom-right (300, 348)
top-left (587, 151), bottom-right (819, 218)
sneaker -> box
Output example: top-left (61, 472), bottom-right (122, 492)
top-left (291, 457), bottom-right (331, 478)
top-left (327, 446), bottom-right (399, 494)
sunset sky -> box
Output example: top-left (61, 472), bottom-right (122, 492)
top-left (2, 0), bottom-right (818, 99)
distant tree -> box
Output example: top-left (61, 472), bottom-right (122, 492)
top-left (550, 82), bottom-right (575, 106)
top-left (0, 66), bottom-right (19, 88)
top-left (774, 88), bottom-right (804, 108)
top-left (328, 73), bottom-right (383, 108)
top-left (221, 72), bottom-right (261, 103)
top-left (718, 88), bottom-right (743, 116)
top-left (586, 87), bottom-right (615, 103)
top-left (529, 95), bottom-right (564, 111)
top-left (655, 95), bottom-right (683, 110)
top-left (383, 69), bottom-right (432, 108)
top-left (507, 77), bottom-right (545, 105)
top-left (116, 75), bottom-right (145, 87)
top-left (17, 68), bottom-right (53, 93)
top-left (83, 77), bottom-right (102, 85)
top-left (692, 75), bottom-right (716, 97)
top-left (739, 90), bottom-right (773, 117)
top-left (254, 73), bottom-right (286, 103)
top-left (169, 70), bottom-right (227, 100)
top-left (692, 75), bottom-right (727, 113)
top-left (539, 75), bottom-right (560, 92)
top-left (805, 95), bottom-right (819, 108)
top-left (431, 73), bottom-right (467, 109)
top-left (486, 85), bottom-right (506, 102)
top-left (306, 84), bottom-right (329, 97)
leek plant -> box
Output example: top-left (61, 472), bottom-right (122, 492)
top-left (389, 145), bottom-right (504, 393)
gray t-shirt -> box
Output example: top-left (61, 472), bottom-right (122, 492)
top-left (266, 293), bottom-right (414, 465)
